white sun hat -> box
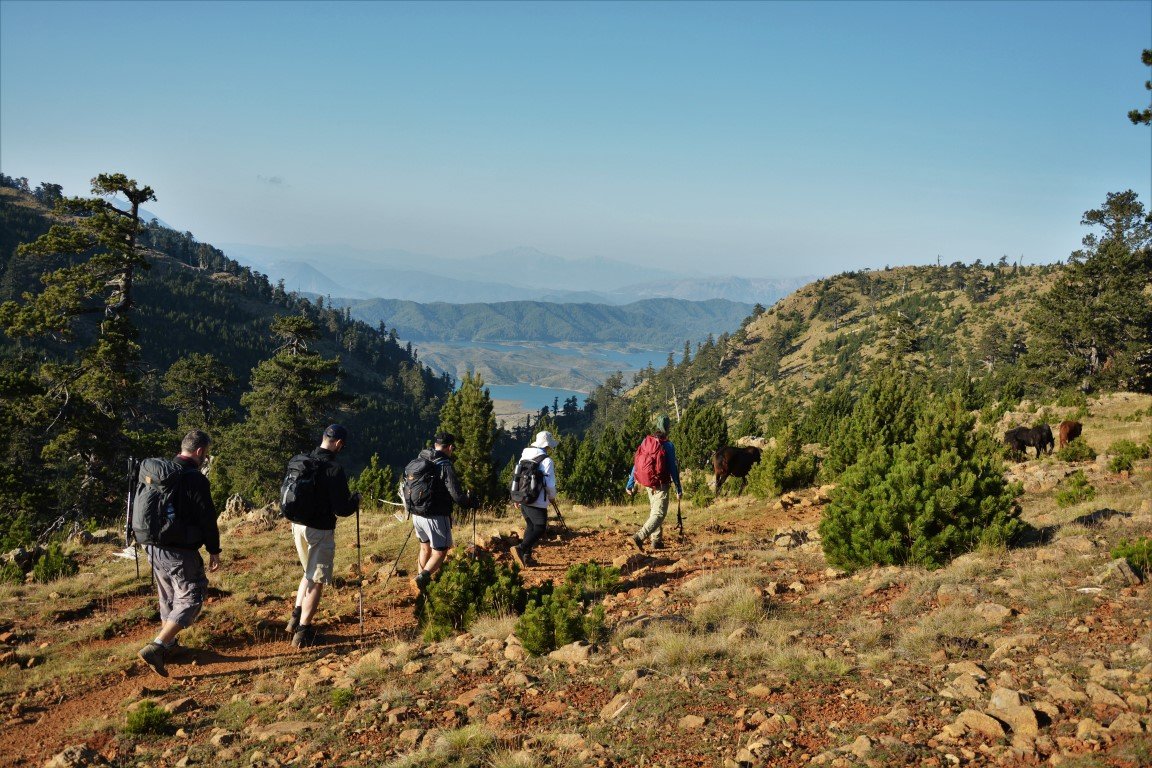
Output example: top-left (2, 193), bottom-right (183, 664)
top-left (531, 430), bottom-right (558, 449)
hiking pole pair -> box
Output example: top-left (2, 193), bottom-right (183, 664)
top-left (550, 500), bottom-right (567, 530)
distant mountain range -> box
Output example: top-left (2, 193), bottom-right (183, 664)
top-left (220, 242), bottom-right (811, 306)
top-left (333, 297), bottom-right (755, 346)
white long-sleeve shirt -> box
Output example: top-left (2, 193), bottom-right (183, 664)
top-left (518, 446), bottom-right (557, 508)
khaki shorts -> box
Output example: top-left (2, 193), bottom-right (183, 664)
top-left (293, 524), bottom-right (336, 583)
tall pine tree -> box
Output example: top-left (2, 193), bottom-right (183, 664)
top-left (437, 371), bottom-right (498, 504)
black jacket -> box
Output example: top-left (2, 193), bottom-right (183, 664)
top-left (419, 447), bottom-right (474, 517)
top-left (304, 447), bottom-right (358, 530)
top-left (174, 455), bottom-right (221, 554)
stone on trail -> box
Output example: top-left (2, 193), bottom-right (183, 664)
top-left (956, 709), bottom-right (1007, 740)
top-left (548, 641), bottom-right (592, 664)
top-left (43, 745), bottom-right (109, 768)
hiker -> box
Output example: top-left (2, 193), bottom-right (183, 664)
top-left (625, 414), bottom-right (683, 552)
top-left (285, 424), bottom-right (361, 648)
top-left (135, 429), bottom-right (221, 677)
top-left (509, 430), bottom-right (560, 568)
top-left (408, 431), bottom-right (477, 592)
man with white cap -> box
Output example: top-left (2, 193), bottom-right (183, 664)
top-left (510, 430), bottom-right (561, 568)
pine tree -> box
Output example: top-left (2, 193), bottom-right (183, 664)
top-left (161, 353), bottom-right (237, 431)
top-left (351, 453), bottom-right (396, 509)
top-left (674, 402), bottom-right (728, 471)
top-left (823, 368), bottom-right (922, 478)
top-left (437, 371), bottom-right (498, 504)
top-left (219, 315), bottom-right (350, 503)
top-left (818, 391), bottom-right (1022, 571)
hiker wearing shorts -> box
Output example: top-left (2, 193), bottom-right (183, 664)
top-left (410, 431), bottom-right (476, 593)
top-left (625, 414), bottom-right (682, 552)
top-left (285, 424), bottom-right (360, 648)
top-left (137, 429), bottom-right (221, 677)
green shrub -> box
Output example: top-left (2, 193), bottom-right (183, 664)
top-left (1107, 439), bottom-right (1149, 474)
top-left (418, 551), bottom-right (525, 642)
top-left (1112, 537), bottom-right (1152, 577)
top-left (819, 390), bottom-right (1023, 571)
top-left (746, 428), bottom-right (819, 499)
top-left (514, 562), bottom-right (618, 655)
top-left (330, 688), bottom-right (354, 709)
top-left (1054, 470), bottom-right (1095, 507)
top-left (0, 559), bottom-right (23, 584)
top-left (683, 474), bottom-right (714, 508)
top-left (1056, 438), bottom-right (1096, 462)
top-left (124, 700), bottom-right (171, 735)
top-left (31, 544), bottom-right (78, 583)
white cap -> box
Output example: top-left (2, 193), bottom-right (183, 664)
top-left (531, 430), bottom-right (558, 449)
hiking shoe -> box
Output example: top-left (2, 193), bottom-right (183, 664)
top-left (510, 546), bottom-right (526, 568)
top-left (414, 571), bottom-right (432, 592)
top-left (291, 626), bottom-right (319, 648)
top-left (138, 642), bottom-right (168, 677)
top-left (628, 534), bottom-right (645, 553)
top-left (651, 540), bottom-right (665, 550)
top-left (285, 612), bottom-right (301, 634)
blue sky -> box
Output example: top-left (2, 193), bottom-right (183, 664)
top-left (1, 0), bottom-right (1148, 279)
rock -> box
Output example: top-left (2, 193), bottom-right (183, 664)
top-left (554, 733), bottom-right (586, 750)
top-left (845, 735), bottom-right (872, 759)
top-left (990, 705), bottom-right (1039, 740)
top-left (504, 644), bottom-right (526, 662)
top-left (163, 696), bottom-right (198, 714)
top-left (1085, 681), bottom-right (1127, 709)
top-left (247, 720), bottom-right (322, 742)
top-left (1095, 558), bottom-right (1143, 587)
top-left (1107, 712), bottom-right (1145, 734)
top-left (1046, 679), bottom-right (1087, 704)
top-left (548, 641), bottom-right (592, 665)
top-left (942, 674), bottom-right (985, 702)
top-left (936, 583), bottom-right (979, 607)
top-left (43, 745), bottom-right (109, 768)
top-left (947, 661), bottom-right (989, 680)
top-left (210, 730), bottom-right (237, 748)
top-left (600, 692), bottom-right (632, 721)
top-left (973, 602), bottom-right (1014, 623)
top-left (989, 688), bottom-right (1022, 710)
top-left (680, 714), bottom-right (706, 730)
top-left (956, 710), bottom-right (1006, 740)
top-left (398, 728), bottom-right (422, 748)
top-left (1075, 718), bottom-right (1107, 741)
top-left (746, 683), bottom-right (778, 698)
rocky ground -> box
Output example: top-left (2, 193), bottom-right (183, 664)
top-left (2, 413), bottom-right (1151, 767)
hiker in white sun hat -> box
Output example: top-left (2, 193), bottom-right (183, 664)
top-left (508, 430), bottom-right (561, 568)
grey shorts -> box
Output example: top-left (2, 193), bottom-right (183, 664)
top-left (292, 524), bottom-right (336, 583)
top-left (412, 514), bottom-right (452, 550)
top-left (145, 545), bottom-right (207, 628)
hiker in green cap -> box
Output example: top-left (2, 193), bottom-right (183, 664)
top-left (624, 414), bottom-right (682, 552)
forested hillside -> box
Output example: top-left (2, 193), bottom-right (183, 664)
top-left (0, 176), bottom-right (452, 547)
top-left (334, 296), bottom-right (753, 346)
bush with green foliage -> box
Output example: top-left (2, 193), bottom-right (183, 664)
top-left (330, 688), bottom-right (355, 709)
top-left (351, 453), bottom-right (395, 508)
top-left (1054, 470), bottom-right (1096, 507)
top-left (1111, 537), bottom-right (1152, 577)
top-left (1106, 439), bottom-right (1149, 473)
top-left (745, 428), bottom-right (819, 499)
top-left (515, 562), bottom-right (618, 655)
top-left (124, 700), bottom-right (172, 735)
top-left (819, 390), bottom-right (1023, 571)
top-left (1056, 438), bottom-right (1097, 462)
top-left (0, 559), bottom-right (23, 584)
top-left (682, 474), bottom-right (714, 508)
top-left (418, 551), bottom-right (525, 642)
top-left (31, 543), bottom-right (77, 583)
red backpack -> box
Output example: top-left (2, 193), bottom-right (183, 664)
top-left (633, 435), bottom-right (669, 489)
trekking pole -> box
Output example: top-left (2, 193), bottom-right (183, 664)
top-left (125, 457), bottom-right (139, 580)
top-left (356, 506), bottom-right (363, 641)
top-left (676, 496), bottom-right (684, 537)
top-left (550, 499), bottom-right (567, 530)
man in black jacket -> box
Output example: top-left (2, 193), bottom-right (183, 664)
top-left (137, 429), bottom-right (221, 677)
top-left (410, 432), bottom-right (476, 592)
top-left (285, 424), bottom-right (360, 648)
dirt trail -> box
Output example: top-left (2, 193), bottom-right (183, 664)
top-left (5, 499), bottom-right (801, 767)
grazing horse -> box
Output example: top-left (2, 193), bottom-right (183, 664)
top-left (1004, 424), bottom-right (1054, 459)
top-left (712, 446), bottom-right (762, 494)
top-left (1057, 420), bottom-right (1082, 449)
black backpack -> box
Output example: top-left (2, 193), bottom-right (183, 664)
top-left (403, 455), bottom-right (440, 516)
top-left (131, 458), bottom-right (194, 547)
top-left (509, 455), bottom-right (546, 505)
top-left (280, 453), bottom-right (324, 523)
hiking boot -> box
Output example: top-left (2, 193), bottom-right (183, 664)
top-left (510, 546), bottom-right (526, 568)
top-left (285, 612), bottom-right (301, 634)
top-left (411, 570), bottom-right (432, 595)
top-left (291, 626), bottom-right (319, 648)
top-left (138, 642), bottom-right (168, 677)
top-left (628, 534), bottom-right (645, 553)
top-left (651, 540), bottom-right (665, 550)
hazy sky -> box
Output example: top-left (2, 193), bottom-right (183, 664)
top-left (1, 0), bottom-right (1149, 278)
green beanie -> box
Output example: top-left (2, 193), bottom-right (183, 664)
top-left (651, 414), bottom-right (671, 435)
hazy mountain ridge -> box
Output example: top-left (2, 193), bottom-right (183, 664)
top-left (221, 241), bottom-right (810, 305)
top-left (332, 296), bottom-right (755, 346)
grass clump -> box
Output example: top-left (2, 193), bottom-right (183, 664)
top-left (1055, 470), bottom-right (1096, 507)
top-left (1111, 537), bottom-right (1152, 579)
top-left (123, 700), bottom-right (171, 735)
top-left (386, 724), bottom-right (498, 768)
